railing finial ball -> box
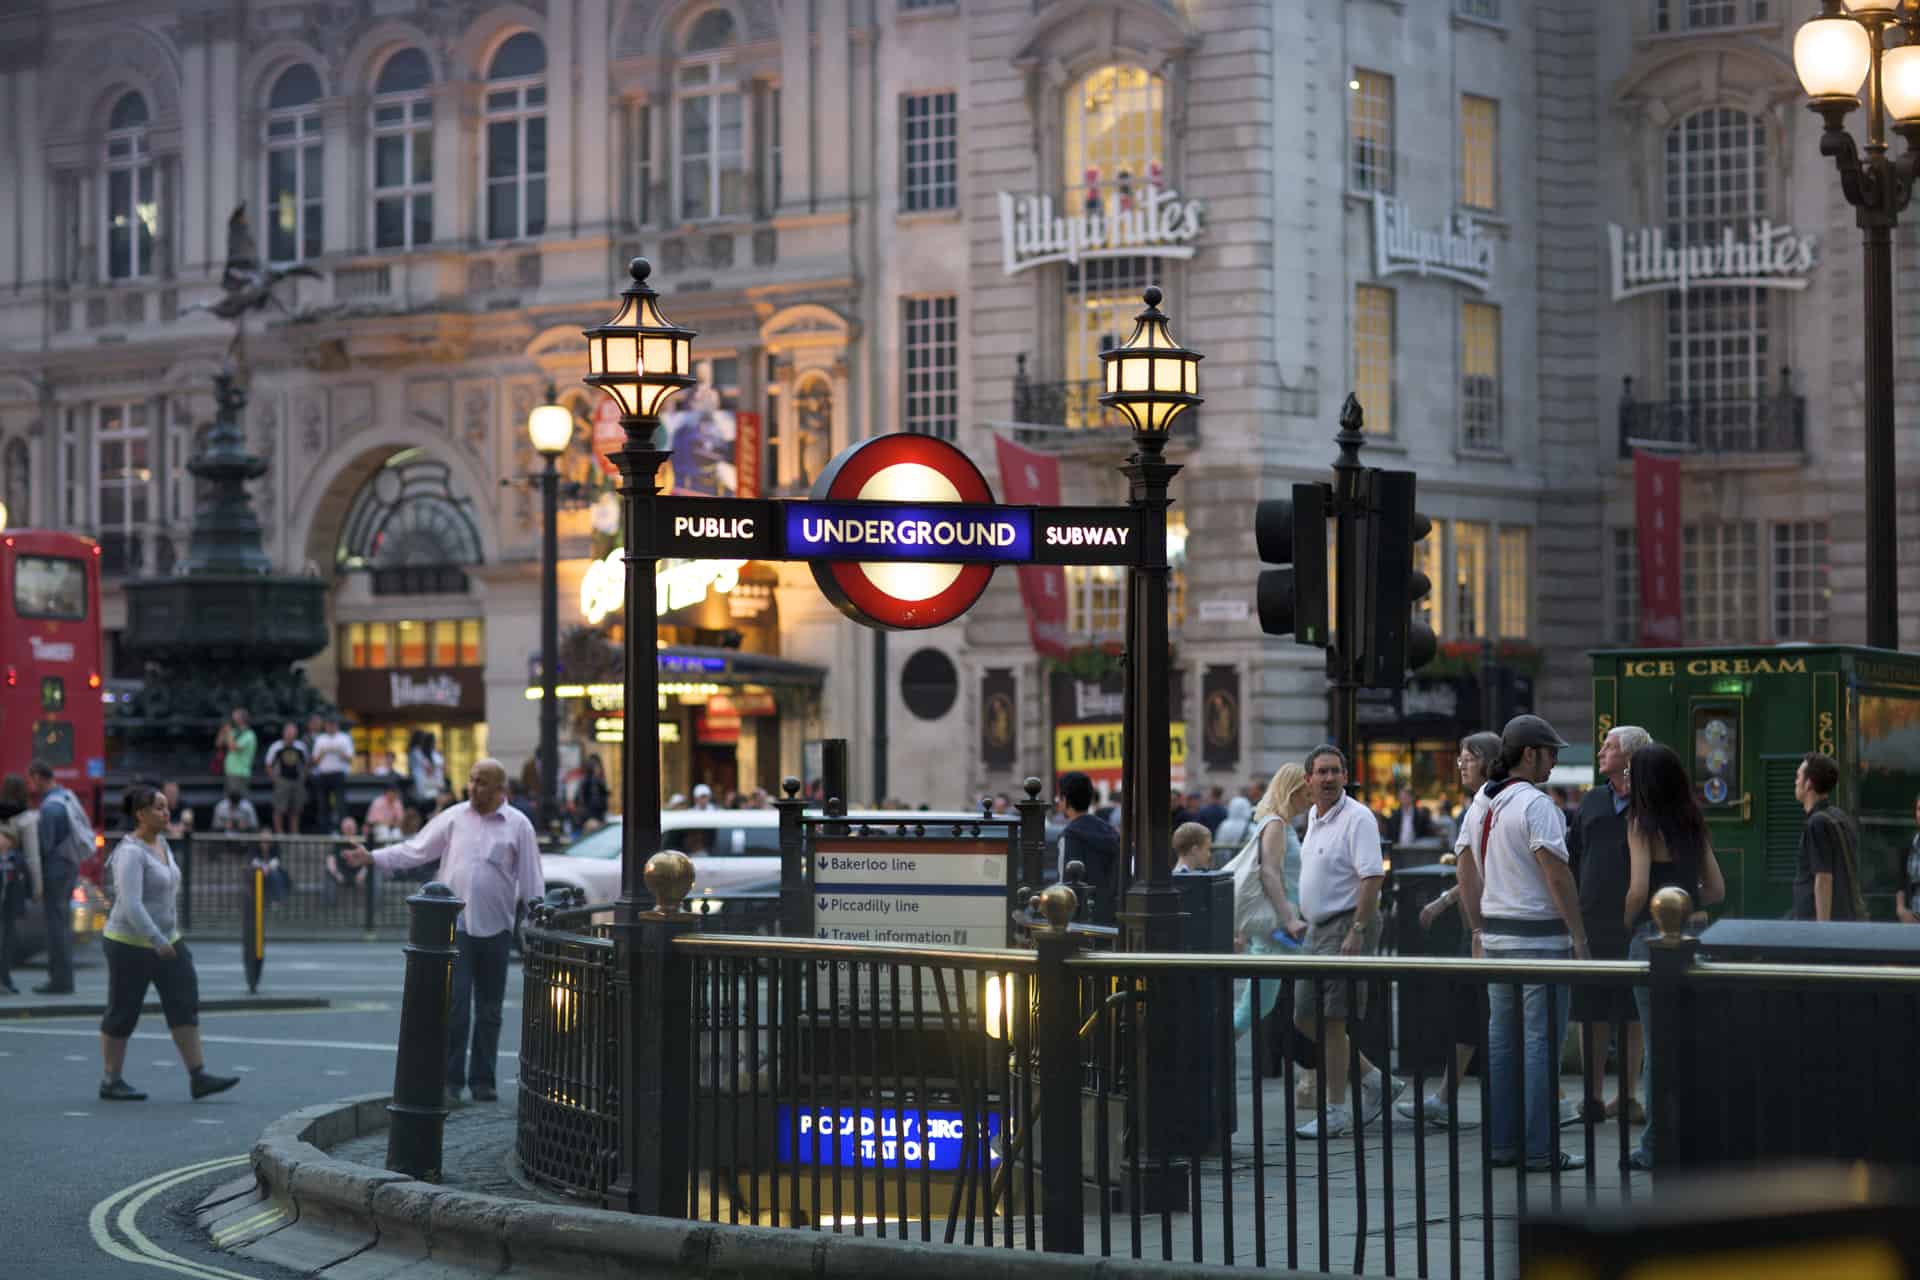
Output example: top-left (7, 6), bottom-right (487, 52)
top-left (1023, 776), bottom-right (1043, 799)
top-left (1651, 885), bottom-right (1694, 941)
top-left (1438, 852), bottom-right (1457, 866)
top-left (1036, 884), bottom-right (1078, 931)
top-left (644, 850), bottom-right (696, 914)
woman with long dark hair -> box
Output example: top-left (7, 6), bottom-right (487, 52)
top-left (1620, 743), bottom-right (1726, 1167)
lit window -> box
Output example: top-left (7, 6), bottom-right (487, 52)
top-left (366, 623), bottom-right (391, 668)
top-left (1414, 529), bottom-right (1443, 637)
top-left (1770, 521), bottom-right (1830, 641)
top-left (1461, 301), bottom-right (1501, 449)
top-left (1353, 286), bottom-right (1395, 435)
top-left (902, 296), bottom-right (959, 439)
top-left (1682, 522), bottom-right (1760, 643)
top-left (1498, 527), bottom-right (1530, 638)
top-left (902, 92), bottom-right (957, 212)
top-left (396, 619), bottom-right (428, 668)
top-left (343, 623), bottom-right (368, 668)
top-left (677, 10), bottom-right (746, 222)
top-left (1066, 565), bottom-right (1126, 638)
top-left (431, 620), bottom-right (459, 667)
top-left (1451, 521), bottom-right (1487, 639)
top-left (371, 47), bottom-right (434, 250)
top-left (459, 619), bottom-right (485, 665)
top-left (103, 92), bottom-right (156, 281)
top-left (485, 33), bottom-right (548, 241)
top-left (263, 64), bottom-right (324, 263)
top-left (1349, 71), bottom-right (1394, 194)
top-left (1460, 95), bottom-right (1498, 211)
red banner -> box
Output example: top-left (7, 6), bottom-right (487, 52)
top-left (592, 396), bottom-right (623, 477)
top-left (992, 435), bottom-right (1070, 658)
top-left (1634, 449), bottom-right (1683, 646)
top-left (735, 411), bottom-right (763, 499)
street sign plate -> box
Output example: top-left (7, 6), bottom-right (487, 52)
top-left (776, 1105), bottom-right (1002, 1171)
top-left (1031, 508), bottom-right (1145, 564)
top-left (785, 502), bottom-right (1034, 563)
top-left (812, 839), bottom-right (1008, 949)
top-left (655, 496), bottom-right (780, 559)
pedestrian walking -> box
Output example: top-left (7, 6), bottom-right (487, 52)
top-left (1567, 724), bottom-right (1652, 1126)
top-left (1291, 745), bottom-right (1399, 1140)
top-left (1228, 762), bottom-right (1307, 1058)
top-left (26, 760), bottom-right (93, 995)
top-left (1620, 742), bottom-right (1725, 1168)
top-left (1379, 786), bottom-right (1435, 846)
top-left (1461, 714), bottom-right (1588, 1172)
top-left (216, 708), bottom-right (257, 793)
top-left (0, 774), bottom-right (44, 995)
top-left (1214, 794), bottom-right (1254, 850)
top-left (97, 784), bottom-right (240, 1102)
top-left (309, 716), bottom-right (354, 833)
top-left (264, 722), bottom-right (310, 835)
top-left (1057, 771), bottom-right (1121, 925)
top-left (1397, 731), bottom-right (1501, 1130)
top-left (1791, 752), bottom-right (1866, 922)
top-left (344, 759), bottom-right (542, 1103)
top-left (575, 755), bottom-right (611, 827)
top-left (407, 731), bottom-right (445, 815)
top-left (1897, 795), bottom-right (1920, 924)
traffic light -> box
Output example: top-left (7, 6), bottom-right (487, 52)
top-left (1362, 469), bottom-right (1438, 686)
top-left (1255, 482), bottom-right (1330, 647)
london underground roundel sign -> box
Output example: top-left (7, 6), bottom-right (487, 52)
top-left (808, 434), bottom-right (997, 630)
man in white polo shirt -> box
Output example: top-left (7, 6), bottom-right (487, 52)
top-left (1291, 744), bottom-right (1400, 1139)
top-left (1463, 714), bottom-right (1589, 1172)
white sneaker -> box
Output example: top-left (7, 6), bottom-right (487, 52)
top-left (1396, 1091), bottom-right (1453, 1129)
top-left (1357, 1071), bottom-right (1406, 1124)
top-left (1295, 1104), bottom-right (1353, 1140)
top-left (1557, 1097), bottom-right (1584, 1129)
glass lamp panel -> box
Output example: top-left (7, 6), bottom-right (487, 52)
top-left (605, 336), bottom-right (640, 375)
top-left (642, 335), bottom-right (675, 377)
top-left (604, 382), bottom-right (643, 417)
top-left (1121, 357), bottom-right (1150, 392)
top-left (1105, 361), bottom-right (1120, 393)
top-left (528, 403), bottom-right (573, 454)
top-left (1183, 362), bottom-right (1198, 394)
top-left (674, 338), bottom-right (691, 375)
top-left (1152, 356), bottom-right (1182, 391)
top-left (587, 337), bottom-right (606, 375)
top-left (1794, 16), bottom-right (1872, 99)
top-left (1843, 0), bottom-right (1900, 13)
top-left (1884, 44), bottom-right (1920, 120)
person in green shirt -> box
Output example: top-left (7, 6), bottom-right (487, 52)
top-left (217, 708), bottom-right (258, 784)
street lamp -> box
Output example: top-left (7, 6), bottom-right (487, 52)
top-left (583, 257), bottom-right (695, 1218)
top-left (1098, 284), bottom-right (1201, 938)
top-left (1793, 0), bottom-right (1919, 649)
top-left (528, 388), bottom-right (572, 835)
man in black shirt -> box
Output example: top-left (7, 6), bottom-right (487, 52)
top-left (1792, 752), bottom-right (1864, 922)
top-left (1568, 725), bottom-right (1649, 1122)
top-left (1058, 771), bottom-right (1122, 926)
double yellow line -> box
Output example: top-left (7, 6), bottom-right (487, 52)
top-left (87, 1154), bottom-right (273, 1280)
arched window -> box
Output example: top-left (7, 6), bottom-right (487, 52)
top-left (337, 451), bottom-right (484, 594)
top-left (1664, 108), bottom-right (1768, 444)
top-left (485, 32), bottom-right (547, 241)
top-left (676, 9), bottom-right (746, 222)
top-left (104, 91), bottom-right (156, 280)
top-left (264, 64), bottom-right (324, 263)
top-left (3, 438), bottom-right (29, 527)
top-left (1061, 66), bottom-right (1165, 426)
top-left (372, 48), bottom-right (434, 250)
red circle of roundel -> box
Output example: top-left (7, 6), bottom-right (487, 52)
top-left (809, 434), bottom-right (997, 631)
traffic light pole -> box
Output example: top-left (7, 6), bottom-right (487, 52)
top-left (1328, 396), bottom-right (1370, 770)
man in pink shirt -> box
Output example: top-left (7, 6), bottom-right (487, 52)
top-left (346, 758), bottom-right (543, 1102)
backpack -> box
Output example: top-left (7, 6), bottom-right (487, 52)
top-left (38, 788), bottom-right (93, 873)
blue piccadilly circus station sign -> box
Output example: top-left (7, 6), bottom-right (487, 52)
top-left (775, 1105), bottom-right (1002, 1172)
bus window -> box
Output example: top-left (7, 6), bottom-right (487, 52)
top-left (33, 720), bottom-right (75, 766)
top-left (40, 677), bottom-right (65, 713)
top-left (15, 555), bottom-right (87, 620)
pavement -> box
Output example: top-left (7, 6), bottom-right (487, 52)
top-left (2, 936), bottom-right (332, 1020)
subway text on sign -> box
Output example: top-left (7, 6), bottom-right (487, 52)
top-left (1045, 524), bottom-right (1131, 548)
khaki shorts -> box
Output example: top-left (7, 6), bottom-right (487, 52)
top-left (272, 777), bottom-right (306, 814)
top-left (1293, 909), bottom-right (1382, 1025)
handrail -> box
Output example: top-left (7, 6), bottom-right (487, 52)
top-left (1687, 959), bottom-right (1920, 988)
top-left (521, 923), bottom-right (614, 952)
top-left (673, 931), bottom-right (1039, 971)
top-left (1071, 952), bottom-right (1649, 983)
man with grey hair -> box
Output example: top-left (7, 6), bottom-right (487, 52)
top-left (1567, 724), bottom-right (1652, 1126)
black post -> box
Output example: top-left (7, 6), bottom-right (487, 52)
top-left (775, 776), bottom-right (809, 937)
top-left (1861, 215), bottom-right (1899, 650)
top-left (1327, 395), bottom-right (1369, 769)
top-left (1015, 776), bottom-right (1049, 891)
top-left (1032, 885), bottom-right (1086, 1253)
top-left (386, 882), bottom-right (464, 1181)
top-left (822, 738), bottom-right (849, 819)
top-left (1480, 636), bottom-right (1500, 731)
top-left (539, 451), bottom-right (561, 832)
top-left (243, 858), bottom-right (265, 994)
top-left (1645, 888), bottom-right (1699, 1180)
top-left (625, 854), bottom-right (698, 1217)
top-left (872, 628), bottom-right (888, 804)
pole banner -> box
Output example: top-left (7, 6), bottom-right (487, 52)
top-left (1634, 449), bottom-right (1683, 646)
top-left (993, 435), bottom-right (1070, 658)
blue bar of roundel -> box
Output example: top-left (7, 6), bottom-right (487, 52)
top-left (784, 503), bottom-right (1034, 563)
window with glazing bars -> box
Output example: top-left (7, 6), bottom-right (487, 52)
top-left (1354, 285), bottom-right (1395, 435)
top-left (902, 92), bottom-right (958, 211)
top-left (1460, 95), bottom-right (1498, 210)
top-left (372, 48), bottom-right (434, 250)
top-left (1066, 565), bottom-right (1125, 636)
top-left (902, 296), bottom-right (958, 439)
top-left (1654, 0), bottom-right (1768, 32)
top-left (1457, 0), bottom-right (1500, 18)
top-left (1461, 301), bottom-right (1500, 449)
top-left (1683, 521), bottom-right (1759, 642)
top-left (1451, 520), bottom-right (1487, 638)
top-left (1498, 526), bottom-right (1530, 638)
top-left (1612, 528), bottom-right (1640, 644)
top-left (1770, 521), bottom-right (1830, 641)
top-left (1349, 71), bottom-right (1394, 194)
top-left (264, 65), bottom-right (324, 263)
top-left (484, 33), bottom-right (548, 240)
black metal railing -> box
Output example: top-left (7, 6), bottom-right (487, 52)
top-left (1009, 354), bottom-right (1199, 447)
top-left (1617, 370), bottom-right (1806, 457)
top-left (517, 914), bottom-right (622, 1201)
top-left (179, 832), bottom-right (413, 937)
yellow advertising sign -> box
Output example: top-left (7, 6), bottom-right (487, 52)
top-left (1053, 722), bottom-right (1187, 778)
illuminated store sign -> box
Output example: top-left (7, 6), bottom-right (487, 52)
top-left (578, 552), bottom-right (743, 626)
top-left (997, 187), bottom-right (1204, 275)
top-left (1371, 195), bottom-right (1495, 293)
top-left (1607, 221), bottom-right (1816, 302)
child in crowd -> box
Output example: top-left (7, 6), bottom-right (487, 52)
top-left (1172, 821), bottom-right (1215, 874)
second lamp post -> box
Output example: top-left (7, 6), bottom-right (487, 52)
top-left (527, 388), bottom-right (574, 834)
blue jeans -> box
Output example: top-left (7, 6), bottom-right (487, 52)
top-left (1628, 928), bottom-right (1656, 1162)
top-left (1485, 942), bottom-right (1572, 1163)
top-left (447, 929), bottom-right (512, 1092)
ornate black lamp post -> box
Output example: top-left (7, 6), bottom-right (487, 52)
top-left (582, 258), bottom-right (695, 1215)
top-left (527, 388), bottom-right (573, 834)
top-left (1793, 0), bottom-right (1920, 649)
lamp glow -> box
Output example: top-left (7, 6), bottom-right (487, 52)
top-left (1843, 0), bottom-right (1901, 13)
top-left (1884, 43), bottom-right (1920, 121)
top-left (528, 392), bottom-right (573, 457)
top-left (583, 258), bottom-right (696, 427)
top-left (1794, 14), bottom-right (1872, 102)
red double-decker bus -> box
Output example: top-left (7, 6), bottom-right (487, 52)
top-left (0, 531), bottom-right (105, 823)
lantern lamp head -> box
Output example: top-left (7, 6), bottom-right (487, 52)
top-left (527, 385), bottom-right (574, 457)
top-left (1098, 286), bottom-right (1203, 441)
top-left (582, 257), bottom-right (697, 425)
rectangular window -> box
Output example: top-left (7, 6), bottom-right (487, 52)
top-left (902, 91), bottom-right (958, 212)
top-left (459, 618), bottom-right (484, 665)
top-left (1413, 527), bottom-right (1442, 637)
top-left (96, 402), bottom-right (152, 565)
top-left (1065, 565), bottom-right (1126, 638)
top-left (1349, 70), bottom-right (1394, 194)
top-left (166, 401), bottom-right (191, 523)
top-left (1460, 95), bottom-right (1498, 211)
top-left (1770, 521), bottom-right (1830, 641)
top-left (372, 94), bottom-right (433, 250)
top-left (1682, 521), bottom-right (1760, 642)
top-left (902, 295), bottom-right (959, 439)
top-left (266, 111), bottom-right (323, 263)
top-left (1353, 285), bottom-right (1395, 435)
top-left (679, 70), bottom-right (746, 222)
top-left (1498, 526), bottom-right (1530, 638)
top-left (396, 619), bottom-right (428, 668)
top-left (485, 82), bottom-right (546, 241)
top-left (364, 622), bottom-right (391, 669)
top-left (104, 137), bottom-right (156, 281)
top-left (1612, 528), bottom-right (1640, 644)
top-left (431, 619), bottom-right (460, 667)
top-left (1063, 258), bottom-right (1159, 428)
top-left (1451, 520), bottom-right (1488, 639)
top-left (1655, 0), bottom-right (1767, 32)
top-left (770, 88), bottom-right (783, 210)
top-left (635, 103), bottom-right (653, 227)
top-left (343, 622), bottom-right (367, 669)
top-left (1461, 301), bottom-right (1501, 449)
top-left (14, 556), bottom-right (88, 621)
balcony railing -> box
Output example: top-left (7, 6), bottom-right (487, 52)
top-left (1007, 354), bottom-right (1198, 448)
top-left (1617, 369), bottom-right (1806, 458)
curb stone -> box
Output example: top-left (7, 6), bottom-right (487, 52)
top-left (221, 1093), bottom-right (1323, 1279)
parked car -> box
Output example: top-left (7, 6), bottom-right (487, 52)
top-left (7, 874), bottom-right (108, 966)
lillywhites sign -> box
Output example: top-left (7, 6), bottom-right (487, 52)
top-left (1372, 195), bottom-right (1495, 292)
top-left (389, 672), bottom-right (462, 708)
top-left (1608, 221), bottom-right (1816, 301)
top-left (998, 187), bottom-right (1204, 275)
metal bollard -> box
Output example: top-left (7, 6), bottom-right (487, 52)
top-left (387, 882), bottom-right (464, 1181)
top-left (242, 858), bottom-right (266, 994)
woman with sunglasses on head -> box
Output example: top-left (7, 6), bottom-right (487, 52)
top-left (1620, 743), bottom-right (1725, 1168)
top-left (97, 784), bottom-right (240, 1102)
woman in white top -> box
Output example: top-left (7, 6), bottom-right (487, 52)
top-left (97, 785), bottom-right (240, 1102)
